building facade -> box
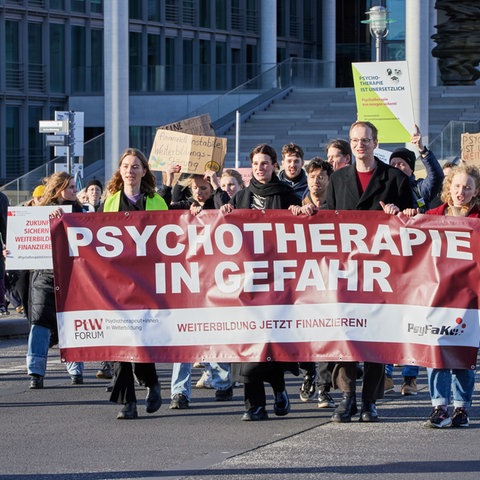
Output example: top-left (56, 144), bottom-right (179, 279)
top-left (0, 0), bottom-right (460, 185)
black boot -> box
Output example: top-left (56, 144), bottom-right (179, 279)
top-left (331, 393), bottom-right (357, 423)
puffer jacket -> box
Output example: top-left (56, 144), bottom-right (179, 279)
top-left (28, 270), bottom-right (56, 329)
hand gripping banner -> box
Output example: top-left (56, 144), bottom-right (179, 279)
top-left (50, 209), bottom-right (480, 369)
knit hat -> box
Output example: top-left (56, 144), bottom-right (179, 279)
top-left (85, 179), bottom-right (103, 192)
top-left (389, 148), bottom-right (416, 172)
top-left (32, 185), bottom-right (45, 197)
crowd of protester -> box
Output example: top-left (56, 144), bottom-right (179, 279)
top-left (1, 119), bottom-right (478, 429)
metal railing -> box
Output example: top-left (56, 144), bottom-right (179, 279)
top-left (2, 59), bottom-right (476, 203)
top-left (429, 120), bottom-right (480, 161)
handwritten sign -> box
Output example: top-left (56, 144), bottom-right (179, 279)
top-left (461, 133), bottom-right (480, 166)
top-left (159, 114), bottom-right (215, 136)
top-left (148, 129), bottom-right (227, 174)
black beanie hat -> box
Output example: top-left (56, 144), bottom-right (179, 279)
top-left (389, 148), bottom-right (416, 172)
top-left (85, 179), bottom-right (103, 192)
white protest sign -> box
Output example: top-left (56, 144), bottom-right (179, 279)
top-left (352, 61), bottom-right (415, 143)
top-left (6, 206), bottom-right (72, 270)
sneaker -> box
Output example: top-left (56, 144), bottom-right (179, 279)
top-left (299, 373), bottom-right (316, 402)
top-left (29, 374), bottom-right (44, 389)
top-left (424, 406), bottom-right (451, 428)
top-left (16, 306), bottom-right (25, 314)
top-left (317, 390), bottom-right (335, 408)
top-left (451, 407), bottom-right (469, 427)
top-left (96, 361), bottom-right (113, 379)
top-left (274, 390), bottom-right (290, 416)
top-left (0, 305), bottom-right (9, 316)
top-left (401, 376), bottom-right (417, 396)
top-left (215, 386), bottom-right (233, 401)
top-left (195, 370), bottom-right (214, 389)
top-left (169, 393), bottom-right (189, 409)
top-left (71, 375), bottom-right (83, 385)
top-left (384, 376), bottom-right (395, 394)
top-left (242, 406), bottom-right (269, 421)
top-left (193, 362), bottom-right (205, 368)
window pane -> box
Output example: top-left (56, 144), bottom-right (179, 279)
top-left (130, 32), bottom-right (143, 91)
top-left (215, 0), bottom-right (226, 29)
top-left (90, 0), bottom-right (103, 14)
top-left (148, 34), bottom-right (162, 91)
top-left (49, 0), bottom-right (65, 9)
top-left (71, 0), bottom-right (86, 13)
top-left (6, 106), bottom-right (22, 178)
top-left (50, 23), bottom-right (65, 92)
top-left (148, 0), bottom-right (161, 21)
top-left (165, 37), bottom-right (176, 91)
top-left (6, 21), bottom-right (22, 89)
top-left (29, 106), bottom-right (44, 170)
top-left (129, 0), bottom-right (142, 19)
top-left (71, 26), bottom-right (86, 92)
top-left (29, 23), bottom-right (44, 90)
top-left (199, 39), bottom-right (211, 90)
top-left (91, 29), bottom-right (103, 92)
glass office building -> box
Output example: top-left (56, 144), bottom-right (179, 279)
top-left (0, 0), bottom-right (438, 184)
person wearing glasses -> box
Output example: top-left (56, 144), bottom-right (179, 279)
top-left (325, 121), bottom-right (414, 424)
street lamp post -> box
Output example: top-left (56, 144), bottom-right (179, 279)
top-left (362, 6), bottom-right (390, 62)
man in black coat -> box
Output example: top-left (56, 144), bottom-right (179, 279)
top-left (326, 121), bottom-right (414, 423)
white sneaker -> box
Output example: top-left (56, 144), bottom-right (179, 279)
top-left (195, 370), bottom-right (213, 389)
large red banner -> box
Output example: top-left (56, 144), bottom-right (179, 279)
top-left (50, 209), bottom-right (480, 369)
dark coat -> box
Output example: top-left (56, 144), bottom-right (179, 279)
top-left (28, 270), bottom-right (56, 329)
top-left (326, 160), bottom-right (414, 211)
top-left (28, 200), bottom-right (83, 330)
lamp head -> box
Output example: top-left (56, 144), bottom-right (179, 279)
top-left (362, 5), bottom-right (389, 38)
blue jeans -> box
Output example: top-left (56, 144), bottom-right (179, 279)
top-left (26, 324), bottom-right (84, 377)
top-left (171, 362), bottom-right (232, 400)
top-left (385, 364), bottom-right (419, 378)
top-left (427, 368), bottom-right (475, 408)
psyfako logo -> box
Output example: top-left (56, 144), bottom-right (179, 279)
top-left (407, 317), bottom-right (467, 337)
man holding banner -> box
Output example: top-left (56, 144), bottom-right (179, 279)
top-left (326, 120), bottom-right (414, 423)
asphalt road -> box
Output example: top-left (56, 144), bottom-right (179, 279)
top-left (1, 331), bottom-right (480, 480)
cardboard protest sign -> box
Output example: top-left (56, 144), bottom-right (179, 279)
top-left (149, 129), bottom-right (227, 174)
top-left (149, 114), bottom-right (227, 174)
top-left (159, 114), bottom-right (215, 136)
top-left (352, 61), bottom-right (415, 143)
top-left (461, 133), bottom-right (480, 166)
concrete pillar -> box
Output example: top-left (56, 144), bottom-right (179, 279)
top-left (260, 0), bottom-right (277, 74)
top-left (406, 0), bottom-right (430, 145)
top-left (104, 1), bottom-right (129, 181)
top-left (322, 0), bottom-right (336, 87)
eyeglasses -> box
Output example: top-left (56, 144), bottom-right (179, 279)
top-left (350, 138), bottom-right (373, 145)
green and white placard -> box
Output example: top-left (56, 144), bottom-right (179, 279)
top-left (352, 61), bottom-right (415, 143)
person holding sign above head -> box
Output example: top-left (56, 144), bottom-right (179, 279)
top-left (100, 147), bottom-right (167, 420)
top-left (26, 172), bottom-right (85, 389)
top-left (167, 169), bottom-right (230, 212)
top-left (401, 164), bottom-right (480, 428)
top-left (385, 126), bottom-right (444, 396)
top-left (221, 143), bottom-right (302, 421)
top-left (325, 121), bottom-right (414, 423)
